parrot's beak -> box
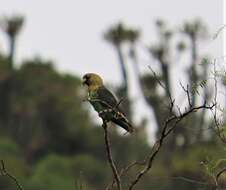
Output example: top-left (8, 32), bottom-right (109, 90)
top-left (82, 76), bottom-right (89, 86)
top-left (82, 78), bottom-right (86, 85)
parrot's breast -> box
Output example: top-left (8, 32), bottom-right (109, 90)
top-left (88, 90), bottom-right (114, 121)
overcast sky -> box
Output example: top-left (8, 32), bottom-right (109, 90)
top-left (0, 1), bottom-right (224, 138)
top-left (0, 0), bottom-right (223, 81)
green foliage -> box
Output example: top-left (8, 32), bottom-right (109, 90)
top-left (104, 22), bottom-right (139, 46)
top-left (26, 154), bottom-right (108, 190)
top-left (182, 18), bottom-right (208, 39)
top-left (3, 58), bottom-right (93, 159)
top-left (0, 14), bottom-right (224, 190)
top-left (28, 154), bottom-right (76, 190)
top-left (0, 137), bottom-right (20, 156)
top-left (202, 155), bottom-right (226, 179)
top-left (0, 139), bottom-right (27, 190)
top-left (191, 79), bottom-right (207, 95)
top-left (75, 175), bottom-right (88, 190)
top-left (0, 55), bottom-right (11, 80)
top-left (0, 53), bottom-right (152, 189)
top-left (0, 15), bottom-right (24, 38)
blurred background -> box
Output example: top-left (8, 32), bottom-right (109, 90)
top-left (0, 0), bottom-right (225, 189)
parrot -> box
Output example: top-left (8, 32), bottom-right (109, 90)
top-left (82, 73), bottom-right (134, 133)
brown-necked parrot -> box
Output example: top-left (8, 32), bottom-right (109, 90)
top-left (82, 73), bottom-right (134, 133)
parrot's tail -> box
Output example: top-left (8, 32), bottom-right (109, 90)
top-left (112, 117), bottom-right (134, 133)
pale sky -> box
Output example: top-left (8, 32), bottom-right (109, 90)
top-left (0, 0), bottom-right (223, 81)
top-left (0, 0), bottom-right (224, 139)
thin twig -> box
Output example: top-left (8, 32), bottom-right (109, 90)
top-left (147, 175), bottom-right (208, 186)
top-left (170, 176), bottom-right (208, 185)
top-left (148, 65), bottom-right (175, 114)
top-left (180, 82), bottom-right (192, 108)
top-left (120, 161), bottom-right (146, 177)
top-left (102, 122), bottom-right (121, 190)
top-left (107, 161), bottom-right (146, 189)
top-left (128, 103), bottom-right (215, 190)
top-left (148, 65), bottom-right (166, 90)
top-left (115, 97), bottom-right (125, 108)
top-left (0, 160), bottom-right (24, 190)
top-left (213, 25), bottom-right (226, 40)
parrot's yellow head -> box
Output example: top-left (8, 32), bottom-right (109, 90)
top-left (82, 73), bottom-right (104, 91)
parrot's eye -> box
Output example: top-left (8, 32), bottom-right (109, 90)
top-left (82, 74), bottom-right (91, 85)
top-left (86, 75), bottom-right (91, 80)
top-left (82, 75), bottom-right (88, 80)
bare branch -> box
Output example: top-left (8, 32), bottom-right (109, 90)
top-left (180, 82), bottom-right (192, 108)
top-left (148, 65), bottom-right (166, 90)
top-left (0, 160), bottom-right (24, 190)
top-left (148, 65), bottom-right (175, 113)
top-left (115, 97), bottom-right (125, 108)
top-left (128, 103), bottom-right (215, 190)
top-left (102, 122), bottom-right (121, 190)
top-left (120, 161), bottom-right (146, 177)
top-left (213, 25), bottom-right (226, 40)
top-left (107, 161), bottom-right (146, 189)
top-left (170, 176), bottom-right (208, 186)
top-left (148, 175), bottom-right (208, 186)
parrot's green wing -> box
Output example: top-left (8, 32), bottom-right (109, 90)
top-left (88, 86), bottom-right (117, 114)
top-left (89, 86), bottom-right (134, 133)
top-left (96, 86), bottom-right (118, 108)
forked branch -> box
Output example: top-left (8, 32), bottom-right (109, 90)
top-left (102, 121), bottom-right (121, 190)
top-left (128, 103), bottom-right (215, 190)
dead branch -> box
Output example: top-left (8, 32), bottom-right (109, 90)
top-left (180, 82), bottom-right (192, 108)
top-left (102, 122), bottom-right (121, 190)
top-left (107, 161), bottom-right (146, 189)
top-left (0, 160), bottom-right (24, 190)
top-left (148, 65), bottom-right (173, 103)
top-left (115, 97), bottom-right (125, 108)
top-left (128, 103), bottom-right (215, 190)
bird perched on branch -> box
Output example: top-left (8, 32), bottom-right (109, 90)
top-left (82, 73), bottom-right (134, 133)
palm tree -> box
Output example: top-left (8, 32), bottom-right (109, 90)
top-left (104, 23), bottom-right (129, 93)
top-left (127, 28), bottom-right (140, 80)
top-left (0, 15), bottom-right (24, 68)
top-left (0, 15), bottom-right (24, 127)
top-left (104, 23), bottom-right (138, 120)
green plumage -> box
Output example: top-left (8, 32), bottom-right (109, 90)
top-left (82, 73), bottom-right (133, 133)
top-left (88, 86), bottom-right (133, 133)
